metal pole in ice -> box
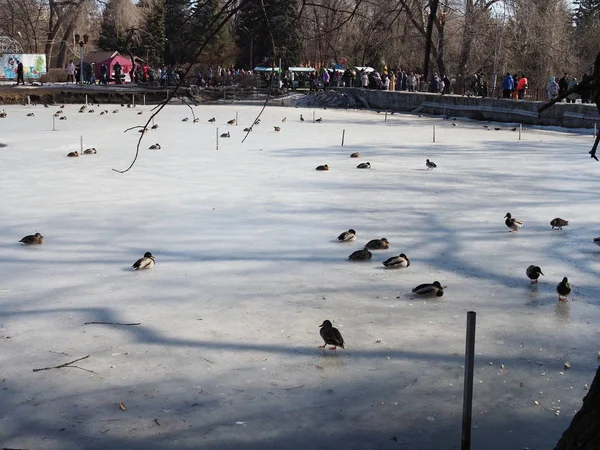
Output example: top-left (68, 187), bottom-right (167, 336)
top-left (433, 125), bottom-right (436, 143)
top-left (216, 127), bottom-right (219, 150)
top-left (85, 94), bottom-right (88, 106)
top-left (461, 311), bottom-right (477, 450)
top-left (385, 111), bottom-right (388, 122)
top-left (80, 135), bottom-right (83, 153)
top-left (341, 129), bottom-right (345, 146)
top-left (52, 115), bottom-right (55, 131)
top-left (519, 123), bottom-right (522, 140)
top-left (27, 95), bottom-right (31, 106)
top-left (236, 111), bottom-right (238, 126)
top-left (594, 123), bottom-right (597, 138)
top-left (143, 94), bottom-right (146, 106)
top-left (132, 94), bottom-right (135, 107)
top-left (313, 111), bottom-right (315, 123)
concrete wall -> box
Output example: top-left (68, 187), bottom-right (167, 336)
top-left (333, 88), bottom-right (600, 129)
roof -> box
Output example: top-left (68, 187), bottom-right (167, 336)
top-left (84, 51), bottom-right (119, 64)
top-left (288, 67), bottom-right (314, 72)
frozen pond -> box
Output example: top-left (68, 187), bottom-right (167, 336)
top-left (1, 103), bottom-right (599, 449)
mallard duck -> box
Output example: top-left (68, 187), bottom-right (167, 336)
top-left (99, 111), bottom-right (106, 115)
top-left (0, 110), bottom-right (7, 118)
top-left (426, 159), bottom-right (437, 169)
top-left (193, 118), bottom-right (199, 123)
top-left (60, 105), bottom-right (65, 109)
top-left (383, 253), bottom-right (410, 269)
top-left (412, 281), bottom-right (444, 297)
top-left (337, 229), bottom-right (356, 242)
top-left (504, 213), bottom-right (523, 232)
top-left (300, 114), bottom-right (304, 122)
top-left (78, 106), bottom-right (86, 112)
top-left (138, 128), bottom-right (148, 134)
top-left (274, 126), bottom-right (281, 132)
top-left (315, 117), bottom-right (322, 122)
top-left (227, 119), bottom-right (236, 125)
top-left (83, 148), bottom-right (97, 154)
top-left (137, 111), bottom-right (143, 115)
top-left (594, 237), bottom-right (600, 247)
top-left (182, 117), bottom-right (189, 122)
top-left (59, 116), bottom-right (67, 120)
top-left (26, 113), bottom-right (34, 117)
top-left (67, 151), bottom-right (79, 157)
top-left (557, 277), bottom-right (571, 302)
top-left (44, 104), bottom-right (49, 108)
top-left (149, 143), bottom-right (161, 150)
top-left (243, 127), bottom-right (252, 132)
top-left (526, 265), bottom-right (544, 284)
top-left (315, 164), bottom-right (329, 171)
top-left (112, 110), bottom-right (119, 113)
top-left (348, 247), bottom-right (372, 261)
top-left (282, 117), bottom-right (286, 122)
top-left (350, 152), bottom-right (360, 158)
top-left (550, 218), bottom-right (569, 230)
top-left (132, 252), bottom-right (155, 270)
top-left (254, 119), bottom-right (261, 125)
top-left (55, 110), bottom-right (62, 115)
top-left (88, 109), bottom-right (95, 113)
top-left (19, 232), bottom-right (44, 245)
top-left (208, 117), bottom-right (216, 123)
top-left (357, 162), bottom-right (371, 169)
top-left (365, 238), bottom-right (390, 250)
top-left (319, 320), bottom-right (344, 350)
top-left (220, 132), bottom-right (230, 138)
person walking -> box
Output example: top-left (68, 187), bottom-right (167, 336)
top-left (100, 63), bottom-right (108, 85)
top-left (16, 60), bottom-right (25, 85)
top-left (547, 76), bottom-right (559, 99)
top-left (558, 73), bottom-right (569, 99)
top-left (66, 61), bottom-right (75, 84)
top-left (502, 73), bottom-right (514, 99)
top-left (114, 61), bottom-right (122, 84)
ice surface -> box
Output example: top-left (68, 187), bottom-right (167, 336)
top-left (1, 103), bottom-right (599, 449)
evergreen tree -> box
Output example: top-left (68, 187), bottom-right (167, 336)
top-left (164, 0), bottom-right (190, 64)
top-left (236, 0), bottom-right (302, 69)
top-left (574, 0), bottom-right (600, 26)
top-left (139, 0), bottom-right (166, 65)
top-left (98, 0), bottom-right (142, 51)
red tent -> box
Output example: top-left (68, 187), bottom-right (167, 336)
top-left (84, 51), bottom-right (137, 83)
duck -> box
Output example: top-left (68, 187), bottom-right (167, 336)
top-left (550, 218), bottom-right (569, 230)
top-left (138, 128), bottom-right (148, 134)
top-left (350, 152), bottom-right (360, 158)
top-left (193, 118), bottom-right (199, 123)
top-left (182, 117), bottom-right (189, 122)
top-left (55, 110), bottom-right (62, 115)
top-left (348, 247), bottom-right (372, 261)
top-left (282, 117), bottom-right (286, 122)
top-left (151, 124), bottom-right (159, 130)
top-left (337, 229), bottom-right (357, 242)
top-left (315, 117), bottom-right (322, 122)
top-left (132, 252), bottom-right (155, 270)
top-left (318, 320), bottom-right (345, 350)
top-left (220, 132), bottom-right (230, 138)
top-left (83, 148), bottom-right (97, 154)
top-left (60, 105), bottom-right (65, 109)
top-left (227, 119), bottom-right (236, 125)
top-left (26, 113), bottom-right (34, 117)
top-left (412, 281), bottom-right (444, 297)
top-left (88, 109), bottom-right (95, 113)
top-left (67, 151), bottom-right (79, 157)
top-left (357, 162), bottom-right (371, 169)
top-left (504, 212), bottom-right (523, 232)
top-left (54, 112), bottom-right (61, 117)
top-left (274, 126), bottom-right (281, 132)
top-left (149, 143), bottom-right (161, 149)
top-left (0, 110), bottom-right (6, 118)
top-left (526, 265), bottom-right (544, 284)
top-left (112, 110), bottom-right (119, 114)
top-left (315, 164), bottom-right (329, 171)
top-left (383, 253), bottom-right (410, 269)
top-left (243, 127), bottom-right (252, 132)
top-left (208, 117), bottom-right (216, 123)
top-left (100, 111), bottom-right (106, 115)
top-left (137, 111), bottom-right (143, 115)
top-left (59, 116), bottom-right (68, 120)
top-left (557, 277), bottom-right (571, 302)
top-left (44, 104), bottom-right (49, 108)
top-left (426, 159), bottom-right (437, 169)
top-left (365, 238), bottom-right (390, 250)
top-left (594, 237), bottom-right (600, 247)
top-left (254, 118), bottom-right (261, 125)
top-left (300, 114), bottom-right (304, 122)
top-left (19, 232), bottom-right (44, 245)
top-left (78, 106), bottom-right (86, 112)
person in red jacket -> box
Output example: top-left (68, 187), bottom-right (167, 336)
top-left (516, 75), bottom-right (528, 99)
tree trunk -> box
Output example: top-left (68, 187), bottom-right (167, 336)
top-left (423, 0), bottom-right (440, 80)
top-left (554, 365), bottom-right (600, 449)
top-left (457, 0), bottom-right (474, 77)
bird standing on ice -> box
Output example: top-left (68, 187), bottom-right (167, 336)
top-left (556, 277), bottom-right (571, 302)
top-left (426, 159), bottom-right (437, 170)
top-left (319, 320), bottom-right (344, 350)
top-left (550, 218), bottom-right (569, 230)
top-left (526, 265), bottom-right (544, 284)
top-left (504, 213), bottom-right (523, 232)
top-left (132, 252), bottom-right (155, 270)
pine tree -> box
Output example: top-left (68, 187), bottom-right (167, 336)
top-left (139, 0), bottom-right (166, 65)
top-left (574, 0), bottom-right (600, 26)
top-left (236, 0), bottom-right (302, 69)
top-left (164, 0), bottom-right (190, 64)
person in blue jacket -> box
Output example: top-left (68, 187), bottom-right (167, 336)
top-left (502, 73), bottom-right (514, 99)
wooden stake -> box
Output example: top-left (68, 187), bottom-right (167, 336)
top-left (385, 111), bottom-right (388, 122)
top-left (80, 135), bottom-right (83, 153)
top-left (461, 311), bottom-right (477, 450)
top-left (433, 125), bottom-right (436, 143)
top-left (519, 123), bottom-right (522, 140)
top-left (341, 129), bottom-right (345, 146)
top-left (52, 115), bottom-right (56, 131)
top-left (216, 127), bottom-right (219, 150)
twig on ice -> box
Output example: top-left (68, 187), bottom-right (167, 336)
top-left (84, 321), bottom-right (141, 326)
top-left (33, 355), bottom-right (91, 372)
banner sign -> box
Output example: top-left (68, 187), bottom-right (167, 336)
top-left (0, 54), bottom-right (47, 79)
